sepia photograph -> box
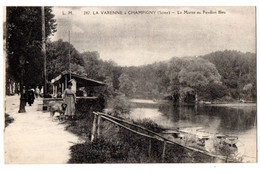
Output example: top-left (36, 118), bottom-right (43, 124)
top-left (3, 6), bottom-right (257, 164)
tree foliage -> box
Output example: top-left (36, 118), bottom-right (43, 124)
top-left (178, 57), bottom-right (222, 101)
top-left (119, 73), bottom-right (136, 97)
top-left (202, 50), bottom-right (256, 100)
top-left (6, 7), bottom-right (57, 87)
top-left (45, 39), bottom-right (123, 98)
top-left (46, 39), bottom-right (85, 80)
top-left (118, 51), bottom-right (256, 102)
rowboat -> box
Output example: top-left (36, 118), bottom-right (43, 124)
top-left (216, 135), bottom-right (238, 146)
top-left (162, 127), bottom-right (238, 155)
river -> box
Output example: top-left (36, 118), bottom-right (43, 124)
top-left (129, 99), bottom-right (257, 163)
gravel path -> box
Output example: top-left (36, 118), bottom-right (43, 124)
top-left (4, 95), bottom-right (79, 164)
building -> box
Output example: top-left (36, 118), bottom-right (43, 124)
top-left (42, 71), bottom-right (106, 114)
top-left (51, 70), bottom-right (105, 98)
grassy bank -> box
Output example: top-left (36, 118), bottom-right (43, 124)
top-left (64, 95), bottom-right (244, 163)
top-left (65, 110), bottom-right (218, 163)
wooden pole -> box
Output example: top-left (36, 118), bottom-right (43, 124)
top-left (211, 156), bottom-right (215, 163)
top-left (42, 6), bottom-right (47, 97)
top-left (162, 141), bottom-right (166, 162)
top-left (65, 75), bottom-right (67, 89)
top-left (52, 85), bottom-right (54, 96)
top-left (68, 31), bottom-right (71, 80)
top-left (148, 138), bottom-right (152, 158)
top-left (97, 114), bottom-right (101, 138)
top-left (189, 151), bottom-right (195, 163)
top-left (91, 113), bottom-right (97, 142)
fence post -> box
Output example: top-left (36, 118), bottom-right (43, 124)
top-left (148, 138), bottom-right (152, 158)
top-left (211, 156), bottom-right (215, 163)
top-left (97, 114), bottom-right (101, 138)
top-left (91, 113), bottom-right (97, 142)
top-left (162, 140), bottom-right (166, 162)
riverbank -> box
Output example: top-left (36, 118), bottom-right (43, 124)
top-left (65, 110), bottom-right (226, 163)
top-left (5, 95), bottom-right (253, 163)
top-left (64, 96), bottom-right (255, 163)
top-left (129, 98), bottom-right (257, 162)
top-left (207, 103), bottom-right (257, 107)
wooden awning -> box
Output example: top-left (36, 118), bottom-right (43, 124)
top-left (51, 71), bottom-right (106, 87)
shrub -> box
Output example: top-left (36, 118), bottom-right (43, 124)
top-left (68, 138), bottom-right (129, 163)
top-left (110, 95), bottom-right (131, 116)
top-left (5, 113), bottom-right (14, 128)
top-left (134, 118), bottom-right (163, 133)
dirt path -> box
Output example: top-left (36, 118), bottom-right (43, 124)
top-left (4, 95), bottom-right (79, 164)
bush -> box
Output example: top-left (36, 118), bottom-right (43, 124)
top-left (134, 118), bottom-right (163, 133)
top-left (5, 113), bottom-right (14, 128)
top-left (214, 95), bottom-right (236, 103)
top-left (110, 95), bottom-right (131, 116)
top-left (68, 138), bottom-right (129, 163)
top-left (200, 83), bottom-right (228, 100)
top-left (64, 119), bottom-right (92, 139)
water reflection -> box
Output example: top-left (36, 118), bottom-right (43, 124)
top-left (158, 103), bottom-right (256, 133)
top-left (129, 100), bottom-right (257, 162)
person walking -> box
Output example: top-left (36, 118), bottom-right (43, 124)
top-left (63, 81), bottom-right (76, 119)
top-left (27, 87), bottom-right (35, 106)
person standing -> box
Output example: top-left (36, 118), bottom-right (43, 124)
top-left (35, 86), bottom-right (40, 98)
top-left (27, 87), bottom-right (35, 106)
top-left (40, 87), bottom-right (43, 97)
top-left (57, 91), bottom-right (62, 98)
top-left (63, 82), bottom-right (76, 119)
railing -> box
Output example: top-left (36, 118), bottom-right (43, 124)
top-left (91, 112), bottom-right (233, 163)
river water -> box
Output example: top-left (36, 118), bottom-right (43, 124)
top-left (129, 99), bottom-right (257, 163)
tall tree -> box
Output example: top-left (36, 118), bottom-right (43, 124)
top-left (6, 7), bottom-right (57, 112)
top-left (178, 57), bottom-right (222, 102)
top-left (166, 58), bottom-right (189, 102)
top-left (46, 39), bottom-right (85, 80)
top-left (119, 73), bottom-right (136, 97)
top-left (202, 50), bottom-right (256, 100)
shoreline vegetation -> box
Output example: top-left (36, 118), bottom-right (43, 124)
top-left (66, 96), bottom-right (243, 163)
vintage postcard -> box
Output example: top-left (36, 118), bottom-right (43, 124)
top-left (3, 6), bottom-right (257, 164)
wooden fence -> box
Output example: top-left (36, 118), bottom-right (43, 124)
top-left (91, 112), bottom-right (233, 163)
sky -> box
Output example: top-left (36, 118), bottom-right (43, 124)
top-left (51, 6), bottom-right (256, 66)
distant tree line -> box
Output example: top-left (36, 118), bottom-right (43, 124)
top-left (119, 51), bottom-right (256, 103)
top-left (5, 7), bottom-right (256, 103)
top-left (45, 39), bottom-right (256, 103)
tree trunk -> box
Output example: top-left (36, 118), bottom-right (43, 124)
top-left (18, 93), bottom-right (26, 113)
top-left (18, 68), bottom-right (26, 113)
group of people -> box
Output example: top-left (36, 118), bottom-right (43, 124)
top-left (21, 86), bottom-right (41, 106)
top-left (19, 82), bottom-right (76, 118)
